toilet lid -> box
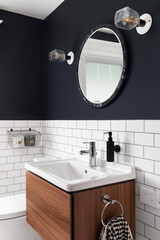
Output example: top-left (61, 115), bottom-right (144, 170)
top-left (0, 193), bottom-right (26, 220)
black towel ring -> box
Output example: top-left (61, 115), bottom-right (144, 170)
top-left (101, 194), bottom-right (124, 227)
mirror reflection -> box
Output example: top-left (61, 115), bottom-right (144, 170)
top-left (78, 26), bottom-right (125, 107)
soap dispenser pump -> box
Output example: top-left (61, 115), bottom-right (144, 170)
top-left (104, 132), bottom-right (120, 162)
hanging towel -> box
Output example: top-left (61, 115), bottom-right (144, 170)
top-left (99, 215), bottom-right (133, 240)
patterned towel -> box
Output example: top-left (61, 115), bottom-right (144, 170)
top-left (99, 215), bottom-right (133, 240)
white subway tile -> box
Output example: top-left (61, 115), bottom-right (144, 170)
top-left (72, 129), bottom-right (81, 138)
top-left (21, 183), bottom-right (26, 190)
top-left (14, 121), bottom-right (28, 127)
top-left (92, 131), bottom-right (103, 140)
top-left (7, 170), bottom-right (20, 178)
top-left (60, 120), bottom-right (68, 128)
top-left (126, 120), bottom-right (144, 132)
top-left (135, 133), bottom-right (153, 146)
top-left (64, 129), bottom-right (72, 137)
top-left (77, 121), bottom-right (87, 129)
top-left (0, 178), bottom-right (13, 186)
top-left (155, 134), bottom-right (160, 147)
top-left (82, 130), bottom-right (92, 139)
top-left (0, 143), bottom-right (7, 149)
top-left (28, 121), bottom-right (41, 127)
top-left (136, 220), bottom-right (144, 235)
top-left (136, 233), bottom-right (148, 240)
top-left (0, 136), bottom-right (8, 142)
top-left (111, 120), bottom-right (126, 131)
top-left (86, 121), bottom-right (97, 130)
top-left (28, 147), bottom-right (41, 155)
top-left (136, 208), bottom-right (154, 227)
top-left (68, 137), bottom-right (77, 146)
top-left (144, 146), bottom-right (160, 161)
top-left (98, 120), bottom-right (110, 131)
top-left (14, 149), bottom-right (27, 156)
top-left (145, 173), bottom-right (160, 188)
top-left (0, 121), bottom-right (13, 128)
top-left (53, 121), bottom-right (61, 128)
top-left (145, 225), bottom-right (160, 240)
top-left (135, 158), bottom-right (154, 173)
top-left (97, 141), bottom-right (106, 152)
top-left (145, 204), bottom-right (160, 217)
top-left (155, 162), bottom-right (160, 175)
top-left (64, 145), bottom-right (73, 153)
top-left (21, 155), bottom-right (34, 162)
top-left (0, 157), bottom-right (7, 164)
top-left (117, 155), bottom-right (134, 166)
top-left (57, 128), bottom-right (64, 136)
top-left (117, 132), bottom-right (134, 144)
top-left (0, 164), bottom-right (13, 171)
top-left (0, 186), bottom-right (6, 194)
top-left (0, 128), bottom-right (6, 135)
top-left (145, 120), bottom-right (160, 133)
top-left (7, 184), bottom-right (20, 192)
top-left (136, 195), bottom-right (144, 209)
top-left (136, 170), bottom-right (145, 184)
top-left (45, 121), bottom-right (53, 128)
top-left (60, 136), bottom-right (68, 145)
top-left (0, 172), bottom-right (6, 179)
top-left (7, 156), bottom-right (20, 164)
top-left (68, 120), bottom-right (77, 129)
top-left (14, 176), bottom-right (26, 184)
top-left (156, 216), bottom-right (160, 230)
top-left (126, 144), bottom-right (143, 158)
top-left (14, 163), bottom-right (25, 170)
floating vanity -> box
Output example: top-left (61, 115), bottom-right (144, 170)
top-left (26, 159), bottom-right (136, 240)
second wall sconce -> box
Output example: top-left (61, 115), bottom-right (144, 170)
top-left (114, 6), bottom-right (152, 35)
top-left (49, 49), bottom-right (74, 65)
top-left (0, 20), bottom-right (3, 24)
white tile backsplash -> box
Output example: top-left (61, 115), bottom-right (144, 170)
top-left (1, 119), bottom-right (160, 239)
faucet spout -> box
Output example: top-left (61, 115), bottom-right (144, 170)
top-left (80, 142), bottom-right (97, 168)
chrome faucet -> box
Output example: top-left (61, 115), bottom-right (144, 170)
top-left (80, 142), bottom-right (97, 167)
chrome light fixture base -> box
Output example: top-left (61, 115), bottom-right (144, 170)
top-left (136, 14), bottom-right (152, 35)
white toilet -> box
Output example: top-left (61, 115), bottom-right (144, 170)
top-left (0, 157), bottom-right (53, 240)
top-left (0, 193), bottom-right (41, 240)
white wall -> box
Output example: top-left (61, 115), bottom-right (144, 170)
top-left (42, 120), bottom-right (160, 240)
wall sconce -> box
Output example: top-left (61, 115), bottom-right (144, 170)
top-left (0, 20), bottom-right (3, 24)
top-left (49, 49), bottom-right (74, 65)
top-left (114, 6), bottom-right (152, 35)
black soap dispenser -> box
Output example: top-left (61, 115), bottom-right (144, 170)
top-left (104, 132), bottom-right (120, 162)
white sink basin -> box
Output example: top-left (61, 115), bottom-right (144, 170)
top-left (25, 159), bottom-right (135, 192)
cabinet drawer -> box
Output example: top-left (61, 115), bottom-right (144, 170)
top-left (26, 171), bottom-right (72, 240)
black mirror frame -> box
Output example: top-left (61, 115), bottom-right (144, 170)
top-left (76, 23), bottom-right (128, 108)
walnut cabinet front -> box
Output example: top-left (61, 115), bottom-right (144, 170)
top-left (26, 171), bottom-right (135, 240)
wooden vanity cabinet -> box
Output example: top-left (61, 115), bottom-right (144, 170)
top-left (26, 171), bottom-right (135, 240)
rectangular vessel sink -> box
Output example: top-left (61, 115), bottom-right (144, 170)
top-left (25, 159), bottom-right (135, 192)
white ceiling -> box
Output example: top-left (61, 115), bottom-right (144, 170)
top-left (0, 0), bottom-right (64, 20)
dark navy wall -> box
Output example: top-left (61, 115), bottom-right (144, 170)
top-left (42, 0), bottom-right (160, 120)
top-left (0, 10), bottom-right (43, 120)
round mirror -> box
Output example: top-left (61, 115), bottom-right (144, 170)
top-left (77, 24), bottom-right (127, 108)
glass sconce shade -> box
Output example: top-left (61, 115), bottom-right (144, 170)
top-left (115, 6), bottom-right (140, 30)
top-left (49, 49), bottom-right (66, 63)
